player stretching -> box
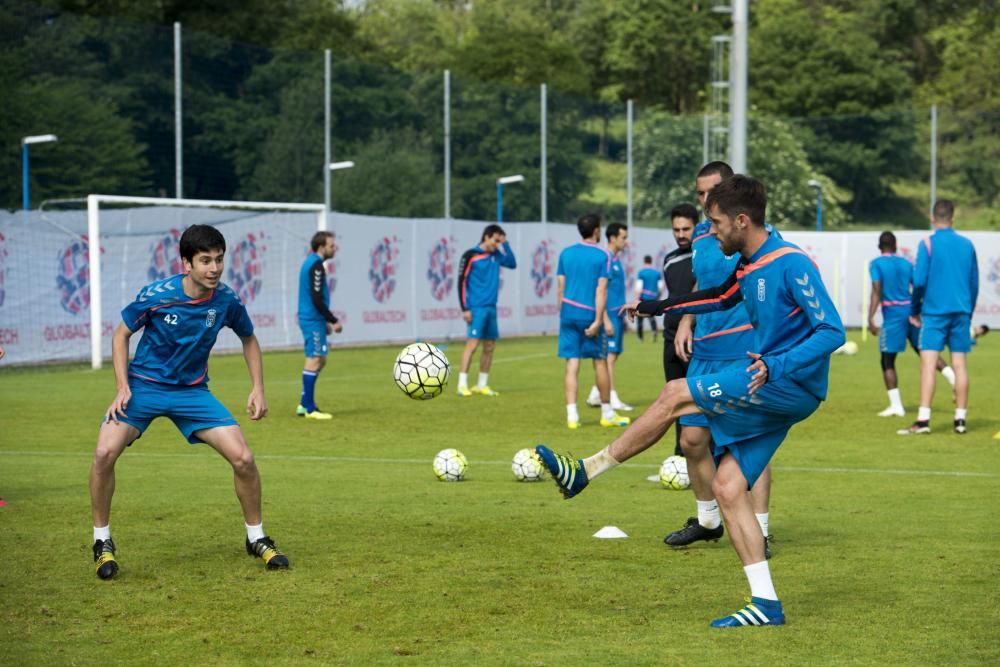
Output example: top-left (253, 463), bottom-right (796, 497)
top-left (536, 176), bottom-right (845, 627)
top-left (297, 231), bottom-right (342, 420)
top-left (899, 200), bottom-right (978, 435)
top-left (89, 224), bottom-right (289, 580)
top-left (667, 162), bottom-right (774, 558)
top-left (867, 231), bottom-right (954, 417)
top-left (586, 223), bottom-right (633, 412)
top-left (634, 256), bottom-right (662, 342)
top-left (456, 224), bottom-right (517, 396)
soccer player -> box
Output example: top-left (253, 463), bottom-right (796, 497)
top-left (867, 231), bottom-right (955, 417)
top-left (666, 162), bottom-right (774, 558)
top-left (296, 230), bottom-right (342, 420)
top-left (634, 256), bottom-right (662, 342)
top-left (537, 176), bottom-right (845, 627)
top-left (661, 205), bottom-right (697, 384)
top-left (586, 223), bottom-right (633, 412)
top-left (89, 224), bottom-right (289, 580)
top-left (899, 200), bottom-right (978, 435)
top-left (456, 224), bottom-right (517, 396)
top-left (558, 214), bottom-right (630, 430)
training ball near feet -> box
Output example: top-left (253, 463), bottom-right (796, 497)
top-left (511, 448), bottom-right (547, 482)
top-left (659, 455), bottom-right (690, 490)
top-left (433, 448), bottom-right (468, 481)
top-left (843, 340), bottom-right (859, 355)
top-left (394, 342), bottom-right (450, 400)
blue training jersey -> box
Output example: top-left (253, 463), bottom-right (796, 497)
top-left (637, 267), bottom-right (660, 300)
top-left (608, 253), bottom-right (627, 311)
top-left (643, 236), bottom-right (845, 401)
top-left (869, 254), bottom-right (913, 316)
top-left (122, 275), bottom-right (254, 386)
top-left (558, 241), bottom-right (611, 322)
top-left (298, 253), bottom-right (337, 325)
top-left (690, 221), bottom-right (753, 360)
top-left (912, 228), bottom-right (978, 316)
top-left (457, 241), bottom-right (517, 309)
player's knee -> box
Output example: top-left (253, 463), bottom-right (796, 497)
top-left (679, 435), bottom-right (709, 459)
top-left (711, 475), bottom-right (742, 506)
top-left (650, 380), bottom-right (684, 421)
top-left (92, 445), bottom-right (120, 470)
top-left (880, 352), bottom-right (896, 372)
top-left (228, 448), bottom-right (256, 475)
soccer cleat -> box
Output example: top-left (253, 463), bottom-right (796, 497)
top-left (246, 536), bottom-right (289, 569)
top-left (711, 597), bottom-right (785, 628)
top-left (534, 445), bottom-right (589, 499)
top-left (612, 399), bottom-right (634, 412)
top-left (471, 385), bottom-right (500, 397)
top-left (954, 419), bottom-right (967, 434)
top-left (567, 419), bottom-right (581, 430)
top-left (303, 409), bottom-right (332, 421)
top-left (765, 534), bottom-right (773, 560)
top-left (664, 517), bottom-right (724, 547)
top-left (877, 406), bottom-right (905, 417)
top-left (296, 404), bottom-right (307, 416)
top-left (93, 538), bottom-right (118, 580)
top-left (897, 421), bottom-right (930, 435)
top-left (600, 413), bottom-right (631, 427)
top-left (457, 386), bottom-right (473, 397)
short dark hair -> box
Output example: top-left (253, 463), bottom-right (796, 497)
top-left (933, 199), bottom-right (954, 222)
top-left (481, 224), bottom-right (505, 241)
top-left (878, 231), bottom-right (897, 252)
top-left (643, 254), bottom-right (653, 263)
top-left (704, 174), bottom-right (767, 227)
top-left (180, 224), bottom-right (226, 262)
top-left (670, 203), bottom-right (699, 224)
top-left (697, 161), bottom-right (734, 181)
top-left (577, 213), bottom-right (601, 239)
top-left (310, 231), bottom-right (334, 252)
top-left (605, 222), bottom-right (627, 240)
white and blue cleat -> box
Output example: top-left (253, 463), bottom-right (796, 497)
top-left (710, 597), bottom-right (786, 628)
top-left (534, 445), bottom-right (589, 499)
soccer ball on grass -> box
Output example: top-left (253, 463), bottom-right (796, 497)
top-left (394, 342), bottom-right (450, 400)
top-left (433, 448), bottom-right (468, 481)
top-left (659, 455), bottom-right (690, 490)
top-left (511, 448), bottom-right (547, 482)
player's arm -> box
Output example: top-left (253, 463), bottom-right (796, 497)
top-left (970, 248), bottom-right (979, 311)
top-left (632, 269), bottom-right (742, 318)
top-left (556, 274), bottom-right (565, 307)
top-left (674, 279), bottom-right (698, 361)
top-left (239, 334), bottom-right (268, 421)
top-left (497, 239), bottom-right (516, 268)
top-left (104, 322), bottom-right (135, 424)
top-left (910, 240), bottom-right (929, 321)
top-left (634, 278), bottom-right (643, 301)
top-left (457, 249), bottom-right (473, 318)
top-left (868, 279), bottom-right (882, 336)
top-left (308, 261), bottom-right (340, 331)
top-left (587, 277), bottom-right (608, 337)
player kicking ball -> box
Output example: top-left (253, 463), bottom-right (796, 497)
top-left (536, 176), bottom-right (845, 627)
top-left (89, 224), bottom-right (289, 579)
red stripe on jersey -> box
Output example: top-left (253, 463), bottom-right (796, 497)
top-left (694, 323), bottom-right (753, 341)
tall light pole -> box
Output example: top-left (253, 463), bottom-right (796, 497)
top-left (808, 179), bottom-right (823, 232)
top-left (325, 161), bottom-right (355, 230)
top-left (21, 134), bottom-right (58, 210)
top-left (496, 174), bottom-right (524, 222)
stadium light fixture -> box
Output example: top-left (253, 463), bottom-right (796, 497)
top-left (21, 134), bottom-right (58, 210)
top-left (807, 179), bottom-right (823, 232)
top-left (329, 161), bottom-right (355, 171)
top-left (496, 174), bottom-right (525, 222)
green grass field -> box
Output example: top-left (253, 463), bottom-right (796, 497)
top-left (3, 333), bottom-right (999, 665)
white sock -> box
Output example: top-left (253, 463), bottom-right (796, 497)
top-left (755, 512), bottom-right (770, 537)
top-left (918, 406), bottom-right (932, 422)
top-left (744, 560), bottom-right (778, 601)
top-left (582, 446), bottom-right (620, 480)
top-left (941, 366), bottom-right (956, 387)
top-left (477, 373), bottom-right (489, 389)
top-left (887, 388), bottom-right (903, 410)
top-left (458, 372), bottom-right (469, 389)
top-left (696, 500), bottom-right (721, 529)
top-left (955, 408), bottom-right (967, 420)
top-left (601, 403), bottom-right (615, 420)
top-left (246, 522), bottom-right (265, 543)
top-left (94, 525), bottom-right (111, 542)
top-left (610, 389), bottom-right (621, 404)
top-left (587, 385), bottom-right (600, 402)
top-left (566, 404), bottom-right (579, 422)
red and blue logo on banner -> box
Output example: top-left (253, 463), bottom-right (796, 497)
top-left (57, 237), bottom-right (101, 315)
top-left (227, 231), bottom-right (267, 304)
top-left (530, 240), bottom-right (554, 298)
top-left (369, 236), bottom-right (399, 304)
top-left (0, 232), bottom-right (8, 308)
top-left (427, 236), bottom-right (455, 302)
top-left (988, 256), bottom-right (1000, 296)
top-left (148, 228), bottom-right (185, 282)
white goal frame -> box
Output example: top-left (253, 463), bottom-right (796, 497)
top-left (86, 194), bottom-right (327, 369)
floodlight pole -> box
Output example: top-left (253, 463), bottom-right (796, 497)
top-left (808, 179), bottom-right (823, 231)
top-left (627, 99), bottom-right (634, 227)
top-left (497, 174), bottom-right (524, 222)
top-left (324, 49), bottom-right (332, 221)
top-left (929, 104), bottom-right (938, 216)
top-left (444, 69), bottom-right (451, 219)
top-left (174, 22), bottom-right (183, 198)
top-left (328, 161), bottom-right (355, 229)
top-left (729, 0), bottom-right (748, 172)
top-left (540, 83), bottom-right (547, 223)
top-left (21, 134), bottom-right (58, 210)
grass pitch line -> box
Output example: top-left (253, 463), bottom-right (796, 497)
top-left (2, 449), bottom-right (998, 479)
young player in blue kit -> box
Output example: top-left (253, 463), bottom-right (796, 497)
top-left (557, 214), bottom-right (630, 429)
top-left (537, 176), bottom-right (845, 627)
top-left (899, 200), bottom-right (978, 435)
top-left (89, 225), bottom-right (289, 580)
top-left (634, 256), bottom-right (662, 342)
top-left (296, 231), bottom-right (342, 420)
top-left (456, 224), bottom-right (517, 396)
top-left (586, 223), bottom-right (633, 412)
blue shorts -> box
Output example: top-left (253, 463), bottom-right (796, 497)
top-left (607, 314), bottom-right (625, 355)
top-left (679, 356), bottom-right (745, 428)
top-left (880, 309), bottom-right (919, 354)
top-left (919, 313), bottom-right (972, 353)
top-left (106, 377), bottom-right (239, 444)
top-left (467, 306), bottom-right (499, 340)
top-left (558, 319), bottom-right (607, 360)
top-left (687, 370), bottom-right (820, 487)
top-left (300, 322), bottom-right (328, 357)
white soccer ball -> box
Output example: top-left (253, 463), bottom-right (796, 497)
top-left (843, 340), bottom-right (858, 355)
top-left (433, 448), bottom-right (468, 481)
top-left (511, 448), bottom-right (547, 482)
top-left (659, 455), bottom-right (690, 490)
top-left (394, 342), bottom-right (451, 400)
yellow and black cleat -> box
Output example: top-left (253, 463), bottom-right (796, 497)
top-left (93, 538), bottom-right (119, 580)
top-left (246, 536), bottom-right (290, 570)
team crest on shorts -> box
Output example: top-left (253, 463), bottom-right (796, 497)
top-left (205, 309), bottom-right (217, 328)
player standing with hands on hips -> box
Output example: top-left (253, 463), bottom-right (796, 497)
top-left (297, 231), bottom-right (342, 420)
top-left (89, 224), bottom-right (289, 580)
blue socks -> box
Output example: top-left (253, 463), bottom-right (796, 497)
top-left (301, 370), bottom-right (319, 411)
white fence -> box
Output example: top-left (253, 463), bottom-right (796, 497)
top-left (0, 206), bottom-right (998, 367)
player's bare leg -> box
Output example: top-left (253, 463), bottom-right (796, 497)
top-left (89, 421), bottom-right (139, 579)
top-left (713, 454), bottom-right (765, 565)
top-left (564, 358), bottom-right (581, 428)
top-left (300, 355), bottom-right (331, 419)
top-left (900, 350), bottom-right (939, 435)
top-left (750, 465), bottom-right (773, 557)
top-left (472, 339), bottom-right (499, 396)
top-left (951, 352), bottom-right (969, 433)
top-left (593, 358), bottom-right (610, 404)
